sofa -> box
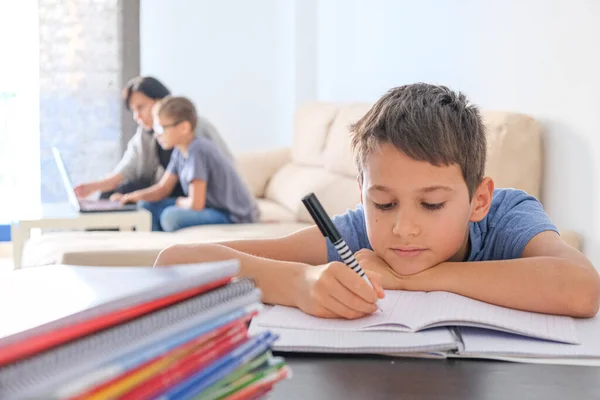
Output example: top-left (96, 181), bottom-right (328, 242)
top-left (21, 102), bottom-right (581, 268)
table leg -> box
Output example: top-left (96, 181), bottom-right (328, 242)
top-left (10, 223), bottom-right (30, 269)
top-left (135, 210), bottom-right (152, 232)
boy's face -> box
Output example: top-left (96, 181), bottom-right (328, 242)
top-left (153, 110), bottom-right (189, 150)
top-left (359, 143), bottom-right (493, 276)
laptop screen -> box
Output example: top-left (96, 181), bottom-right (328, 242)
top-left (51, 147), bottom-right (81, 212)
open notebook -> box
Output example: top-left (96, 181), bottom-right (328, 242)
top-left (250, 290), bottom-right (600, 366)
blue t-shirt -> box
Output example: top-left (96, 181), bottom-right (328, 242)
top-left (166, 137), bottom-right (259, 223)
top-left (326, 188), bottom-right (558, 263)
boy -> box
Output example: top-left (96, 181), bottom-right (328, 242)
top-left (119, 96), bottom-right (259, 231)
top-left (154, 84), bottom-right (600, 319)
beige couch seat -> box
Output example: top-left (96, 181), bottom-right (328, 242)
top-left (22, 221), bottom-right (309, 268)
top-left (21, 102), bottom-right (581, 267)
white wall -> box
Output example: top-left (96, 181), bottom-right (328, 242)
top-left (140, 0), bottom-right (296, 151)
top-left (316, 0), bottom-right (600, 265)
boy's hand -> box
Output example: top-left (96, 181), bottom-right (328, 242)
top-left (293, 261), bottom-right (385, 320)
top-left (120, 192), bottom-right (141, 205)
top-left (355, 249), bottom-right (407, 290)
top-left (109, 192), bottom-right (124, 202)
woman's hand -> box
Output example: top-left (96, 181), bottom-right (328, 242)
top-left (74, 183), bottom-right (99, 198)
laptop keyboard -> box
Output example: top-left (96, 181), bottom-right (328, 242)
top-left (79, 199), bottom-right (128, 211)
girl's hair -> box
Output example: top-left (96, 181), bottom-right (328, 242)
top-left (122, 76), bottom-right (170, 110)
top-left (155, 96), bottom-right (198, 131)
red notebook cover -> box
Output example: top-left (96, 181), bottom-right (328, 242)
top-left (0, 276), bottom-right (232, 366)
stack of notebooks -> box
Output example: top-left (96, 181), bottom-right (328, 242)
top-left (0, 261), bottom-right (290, 399)
top-left (250, 289), bottom-right (600, 366)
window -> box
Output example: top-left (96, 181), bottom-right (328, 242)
top-left (0, 2), bottom-right (40, 219)
top-left (39, 0), bottom-right (121, 203)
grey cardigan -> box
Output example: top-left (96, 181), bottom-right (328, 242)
top-left (113, 116), bottom-right (233, 184)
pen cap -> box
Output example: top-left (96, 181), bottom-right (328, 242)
top-left (301, 193), bottom-right (342, 242)
top-left (301, 195), bottom-right (328, 238)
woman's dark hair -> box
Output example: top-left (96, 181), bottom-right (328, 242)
top-left (122, 76), bottom-right (171, 110)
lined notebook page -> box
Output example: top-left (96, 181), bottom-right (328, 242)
top-left (459, 315), bottom-right (600, 359)
top-left (258, 291), bottom-right (411, 332)
top-left (407, 291), bottom-right (578, 344)
top-left (259, 290), bottom-right (578, 344)
top-left (250, 308), bottom-right (459, 354)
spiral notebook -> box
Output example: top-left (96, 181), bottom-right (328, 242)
top-left (0, 278), bottom-right (262, 400)
top-left (250, 290), bottom-right (600, 366)
top-left (0, 261), bottom-right (241, 350)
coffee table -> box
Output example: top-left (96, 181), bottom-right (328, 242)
top-left (10, 203), bottom-right (151, 269)
top-left (270, 354), bottom-right (600, 399)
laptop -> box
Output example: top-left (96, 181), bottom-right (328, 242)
top-left (52, 147), bottom-right (138, 213)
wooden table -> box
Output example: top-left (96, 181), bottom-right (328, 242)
top-left (270, 353), bottom-right (600, 399)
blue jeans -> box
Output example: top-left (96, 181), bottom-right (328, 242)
top-left (138, 198), bottom-right (232, 232)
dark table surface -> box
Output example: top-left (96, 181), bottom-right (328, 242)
top-left (269, 353), bottom-right (600, 400)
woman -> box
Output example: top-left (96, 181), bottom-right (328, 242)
top-left (74, 76), bottom-right (233, 200)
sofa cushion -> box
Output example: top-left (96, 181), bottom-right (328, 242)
top-left (482, 111), bottom-right (542, 199)
top-left (292, 102), bottom-right (339, 167)
top-left (265, 163), bottom-right (360, 223)
top-left (21, 222), bottom-right (311, 268)
top-left (257, 199), bottom-right (296, 223)
top-left (324, 103), bottom-right (372, 178)
top-left (236, 148), bottom-right (291, 198)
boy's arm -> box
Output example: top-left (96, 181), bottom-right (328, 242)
top-left (176, 179), bottom-right (206, 210)
top-left (120, 172), bottom-right (178, 203)
top-left (154, 226), bottom-right (384, 319)
top-left (155, 226), bottom-right (328, 267)
top-left (360, 231), bottom-right (600, 317)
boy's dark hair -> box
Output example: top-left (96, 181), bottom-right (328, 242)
top-left (156, 96), bottom-right (198, 132)
top-left (350, 83), bottom-right (487, 197)
top-left (122, 76), bottom-right (171, 110)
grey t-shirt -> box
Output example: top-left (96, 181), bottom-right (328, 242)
top-left (113, 117), bottom-right (233, 184)
top-left (326, 188), bottom-right (558, 263)
top-left (166, 137), bottom-right (259, 223)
